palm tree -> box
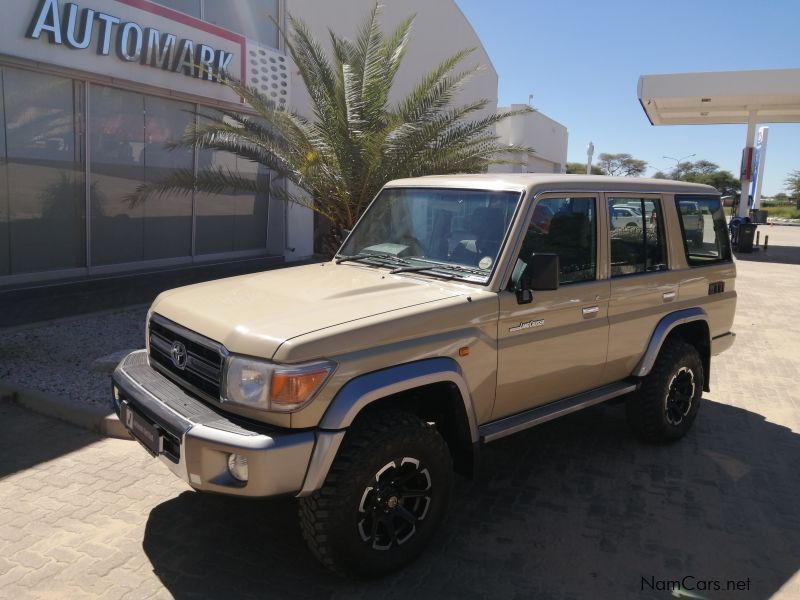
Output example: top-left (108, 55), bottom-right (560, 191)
top-left (131, 4), bottom-right (533, 255)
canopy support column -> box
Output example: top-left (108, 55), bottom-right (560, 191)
top-left (736, 111), bottom-right (758, 218)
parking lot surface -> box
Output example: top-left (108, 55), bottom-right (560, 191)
top-left (1, 226), bottom-right (799, 599)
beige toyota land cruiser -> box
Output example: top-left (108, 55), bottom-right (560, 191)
top-left (112, 174), bottom-right (736, 577)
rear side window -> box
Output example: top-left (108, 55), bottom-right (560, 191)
top-left (675, 195), bottom-right (732, 266)
top-left (608, 198), bottom-right (666, 277)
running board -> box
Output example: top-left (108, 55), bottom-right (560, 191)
top-left (479, 380), bottom-right (638, 443)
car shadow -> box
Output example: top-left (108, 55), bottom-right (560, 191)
top-left (142, 399), bottom-right (800, 599)
top-left (734, 243), bottom-right (800, 265)
top-left (0, 401), bottom-right (101, 477)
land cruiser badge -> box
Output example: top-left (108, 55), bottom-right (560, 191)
top-left (509, 319), bottom-right (545, 332)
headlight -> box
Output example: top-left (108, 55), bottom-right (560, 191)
top-left (223, 356), bottom-right (335, 412)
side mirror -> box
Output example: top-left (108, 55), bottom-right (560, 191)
top-left (515, 253), bottom-right (559, 304)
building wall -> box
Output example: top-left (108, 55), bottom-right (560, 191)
top-left (493, 104), bottom-right (569, 174)
top-left (0, 0), bottom-right (286, 285)
top-left (0, 0), bottom-right (569, 284)
top-left (284, 0), bottom-right (499, 259)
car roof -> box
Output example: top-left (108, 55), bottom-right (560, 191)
top-left (383, 173), bottom-right (720, 196)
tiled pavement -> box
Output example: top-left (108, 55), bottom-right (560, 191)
top-left (1, 228), bottom-right (799, 600)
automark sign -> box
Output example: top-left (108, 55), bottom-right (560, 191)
top-left (26, 0), bottom-right (234, 82)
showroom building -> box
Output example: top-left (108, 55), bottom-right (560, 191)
top-left (0, 0), bottom-right (567, 288)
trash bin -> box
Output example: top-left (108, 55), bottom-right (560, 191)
top-left (749, 209), bottom-right (768, 224)
top-left (729, 216), bottom-right (748, 245)
top-left (736, 223), bottom-right (757, 253)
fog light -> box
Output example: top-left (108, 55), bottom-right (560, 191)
top-left (227, 453), bottom-right (249, 482)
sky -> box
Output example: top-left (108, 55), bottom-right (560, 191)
top-left (454, 0), bottom-right (799, 196)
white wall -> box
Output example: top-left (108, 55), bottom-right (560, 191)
top-left (493, 104), bottom-right (569, 174)
top-left (284, 0), bottom-right (499, 259)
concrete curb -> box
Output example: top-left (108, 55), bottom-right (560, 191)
top-left (0, 380), bottom-right (132, 440)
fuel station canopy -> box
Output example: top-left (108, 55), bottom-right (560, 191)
top-left (638, 68), bottom-right (800, 125)
top-left (637, 68), bottom-right (800, 217)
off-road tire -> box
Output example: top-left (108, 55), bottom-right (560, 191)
top-left (299, 410), bottom-right (453, 578)
top-left (626, 339), bottom-right (704, 443)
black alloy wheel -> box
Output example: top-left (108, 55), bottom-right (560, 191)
top-left (299, 410), bottom-right (453, 578)
top-left (357, 457), bottom-right (433, 550)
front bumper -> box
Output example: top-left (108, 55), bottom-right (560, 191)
top-left (112, 350), bottom-right (316, 497)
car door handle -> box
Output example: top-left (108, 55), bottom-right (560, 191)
top-left (582, 305), bottom-right (600, 316)
top-left (662, 291), bottom-right (676, 302)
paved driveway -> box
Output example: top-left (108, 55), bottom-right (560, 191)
top-left (1, 228), bottom-right (799, 600)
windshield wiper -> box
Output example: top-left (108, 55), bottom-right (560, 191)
top-left (388, 265), bottom-right (455, 279)
top-left (431, 263), bottom-right (490, 276)
top-left (335, 252), bottom-right (410, 266)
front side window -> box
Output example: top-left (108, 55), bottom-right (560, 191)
top-left (339, 187), bottom-right (522, 284)
top-left (675, 195), bottom-right (731, 265)
top-left (609, 197), bottom-right (666, 276)
top-left (510, 197), bottom-right (597, 288)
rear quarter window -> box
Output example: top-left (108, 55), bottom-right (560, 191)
top-left (675, 195), bottom-right (732, 266)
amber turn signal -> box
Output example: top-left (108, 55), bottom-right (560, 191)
top-left (271, 369), bottom-right (330, 405)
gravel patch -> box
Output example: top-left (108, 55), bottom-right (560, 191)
top-left (0, 307), bottom-right (148, 410)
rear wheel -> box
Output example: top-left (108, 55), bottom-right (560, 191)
top-left (299, 410), bottom-right (452, 578)
top-left (626, 339), bottom-right (704, 443)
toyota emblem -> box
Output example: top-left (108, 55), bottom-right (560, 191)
top-left (170, 341), bottom-right (188, 370)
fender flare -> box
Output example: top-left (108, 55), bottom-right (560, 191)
top-left (297, 357), bottom-right (478, 497)
top-left (633, 307), bottom-right (709, 377)
top-left (319, 357), bottom-right (478, 437)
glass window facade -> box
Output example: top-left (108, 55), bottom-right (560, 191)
top-left (0, 72), bottom-right (6, 275)
top-left (153, 0), bottom-right (202, 18)
top-left (195, 111), bottom-right (270, 255)
top-left (204, 0), bottom-right (279, 48)
top-left (89, 86), bottom-right (193, 265)
top-left (154, 0), bottom-right (279, 48)
top-left (0, 68), bottom-right (86, 276)
top-left (0, 65), bottom-right (272, 282)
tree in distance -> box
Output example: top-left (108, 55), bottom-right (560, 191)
top-left (661, 160), bottom-right (741, 196)
top-left (596, 153), bottom-right (647, 177)
top-left (785, 170), bottom-right (800, 198)
top-left (565, 162), bottom-right (606, 175)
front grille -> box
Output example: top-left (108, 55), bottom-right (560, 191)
top-left (148, 314), bottom-right (225, 401)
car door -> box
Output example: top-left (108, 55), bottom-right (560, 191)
top-left (604, 194), bottom-right (678, 381)
top-left (493, 195), bottom-right (610, 419)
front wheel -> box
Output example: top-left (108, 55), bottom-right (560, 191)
top-left (299, 411), bottom-right (453, 578)
top-left (626, 339), bottom-right (704, 443)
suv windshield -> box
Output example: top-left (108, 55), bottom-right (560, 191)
top-left (339, 187), bottom-right (523, 283)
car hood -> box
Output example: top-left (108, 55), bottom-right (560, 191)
top-left (150, 262), bottom-right (468, 359)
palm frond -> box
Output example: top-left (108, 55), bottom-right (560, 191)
top-left (134, 3), bottom-right (537, 252)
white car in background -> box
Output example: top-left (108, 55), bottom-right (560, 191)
top-left (610, 205), bottom-right (642, 229)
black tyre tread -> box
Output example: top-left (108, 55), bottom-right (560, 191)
top-left (627, 339), bottom-right (703, 443)
top-left (298, 410), bottom-right (451, 577)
